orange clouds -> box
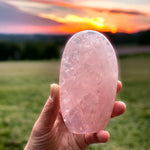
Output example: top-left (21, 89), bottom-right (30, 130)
top-left (40, 14), bottom-right (105, 33)
top-left (31, 0), bottom-right (150, 34)
top-left (40, 12), bottom-right (145, 34)
top-left (40, 14), bottom-right (119, 34)
top-left (5, 0), bottom-right (150, 34)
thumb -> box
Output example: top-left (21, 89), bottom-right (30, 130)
top-left (34, 84), bottom-right (60, 134)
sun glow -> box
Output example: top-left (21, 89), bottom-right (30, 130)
top-left (2, 0), bottom-right (150, 34)
top-left (40, 14), bottom-right (118, 34)
top-left (40, 14), bottom-right (105, 27)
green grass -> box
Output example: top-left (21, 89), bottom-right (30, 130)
top-left (0, 56), bottom-right (150, 150)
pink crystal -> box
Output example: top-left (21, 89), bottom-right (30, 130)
top-left (59, 30), bottom-right (118, 134)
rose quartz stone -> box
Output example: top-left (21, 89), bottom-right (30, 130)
top-left (59, 30), bottom-right (118, 134)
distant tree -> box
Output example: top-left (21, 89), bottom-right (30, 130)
top-left (0, 42), bottom-right (10, 60)
top-left (104, 32), bottom-right (138, 45)
top-left (43, 43), bottom-right (60, 59)
top-left (21, 41), bottom-right (60, 60)
top-left (22, 42), bottom-right (43, 60)
top-left (10, 43), bottom-right (21, 60)
top-left (0, 42), bottom-right (21, 60)
top-left (138, 30), bottom-right (150, 45)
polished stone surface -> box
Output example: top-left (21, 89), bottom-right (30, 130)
top-left (59, 30), bottom-right (118, 134)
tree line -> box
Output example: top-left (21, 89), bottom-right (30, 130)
top-left (0, 29), bottom-right (149, 60)
top-left (0, 41), bottom-right (61, 60)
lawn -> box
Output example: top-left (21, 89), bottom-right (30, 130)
top-left (0, 56), bottom-right (150, 150)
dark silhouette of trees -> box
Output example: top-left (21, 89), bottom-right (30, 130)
top-left (43, 43), bottom-right (60, 59)
top-left (138, 30), bottom-right (150, 45)
top-left (0, 29), bottom-right (149, 61)
top-left (0, 41), bottom-right (61, 60)
top-left (0, 42), bottom-right (21, 60)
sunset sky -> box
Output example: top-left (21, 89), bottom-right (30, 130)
top-left (0, 0), bottom-right (150, 34)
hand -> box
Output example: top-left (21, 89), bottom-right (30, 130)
top-left (24, 81), bottom-right (126, 150)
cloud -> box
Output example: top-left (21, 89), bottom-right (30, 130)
top-left (1, 0), bottom-right (150, 34)
top-left (0, 1), bottom-right (62, 26)
top-left (96, 9), bottom-right (148, 16)
top-left (31, 0), bottom-right (149, 17)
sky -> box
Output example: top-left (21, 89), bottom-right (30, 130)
top-left (0, 0), bottom-right (150, 34)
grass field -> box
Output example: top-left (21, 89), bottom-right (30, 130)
top-left (0, 56), bottom-right (150, 150)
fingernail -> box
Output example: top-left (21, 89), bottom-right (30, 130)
top-left (118, 101), bottom-right (126, 109)
top-left (119, 80), bottom-right (123, 87)
top-left (50, 84), bottom-right (58, 100)
top-left (50, 84), bottom-right (54, 98)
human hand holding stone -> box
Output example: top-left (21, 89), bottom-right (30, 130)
top-left (24, 81), bottom-right (126, 150)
